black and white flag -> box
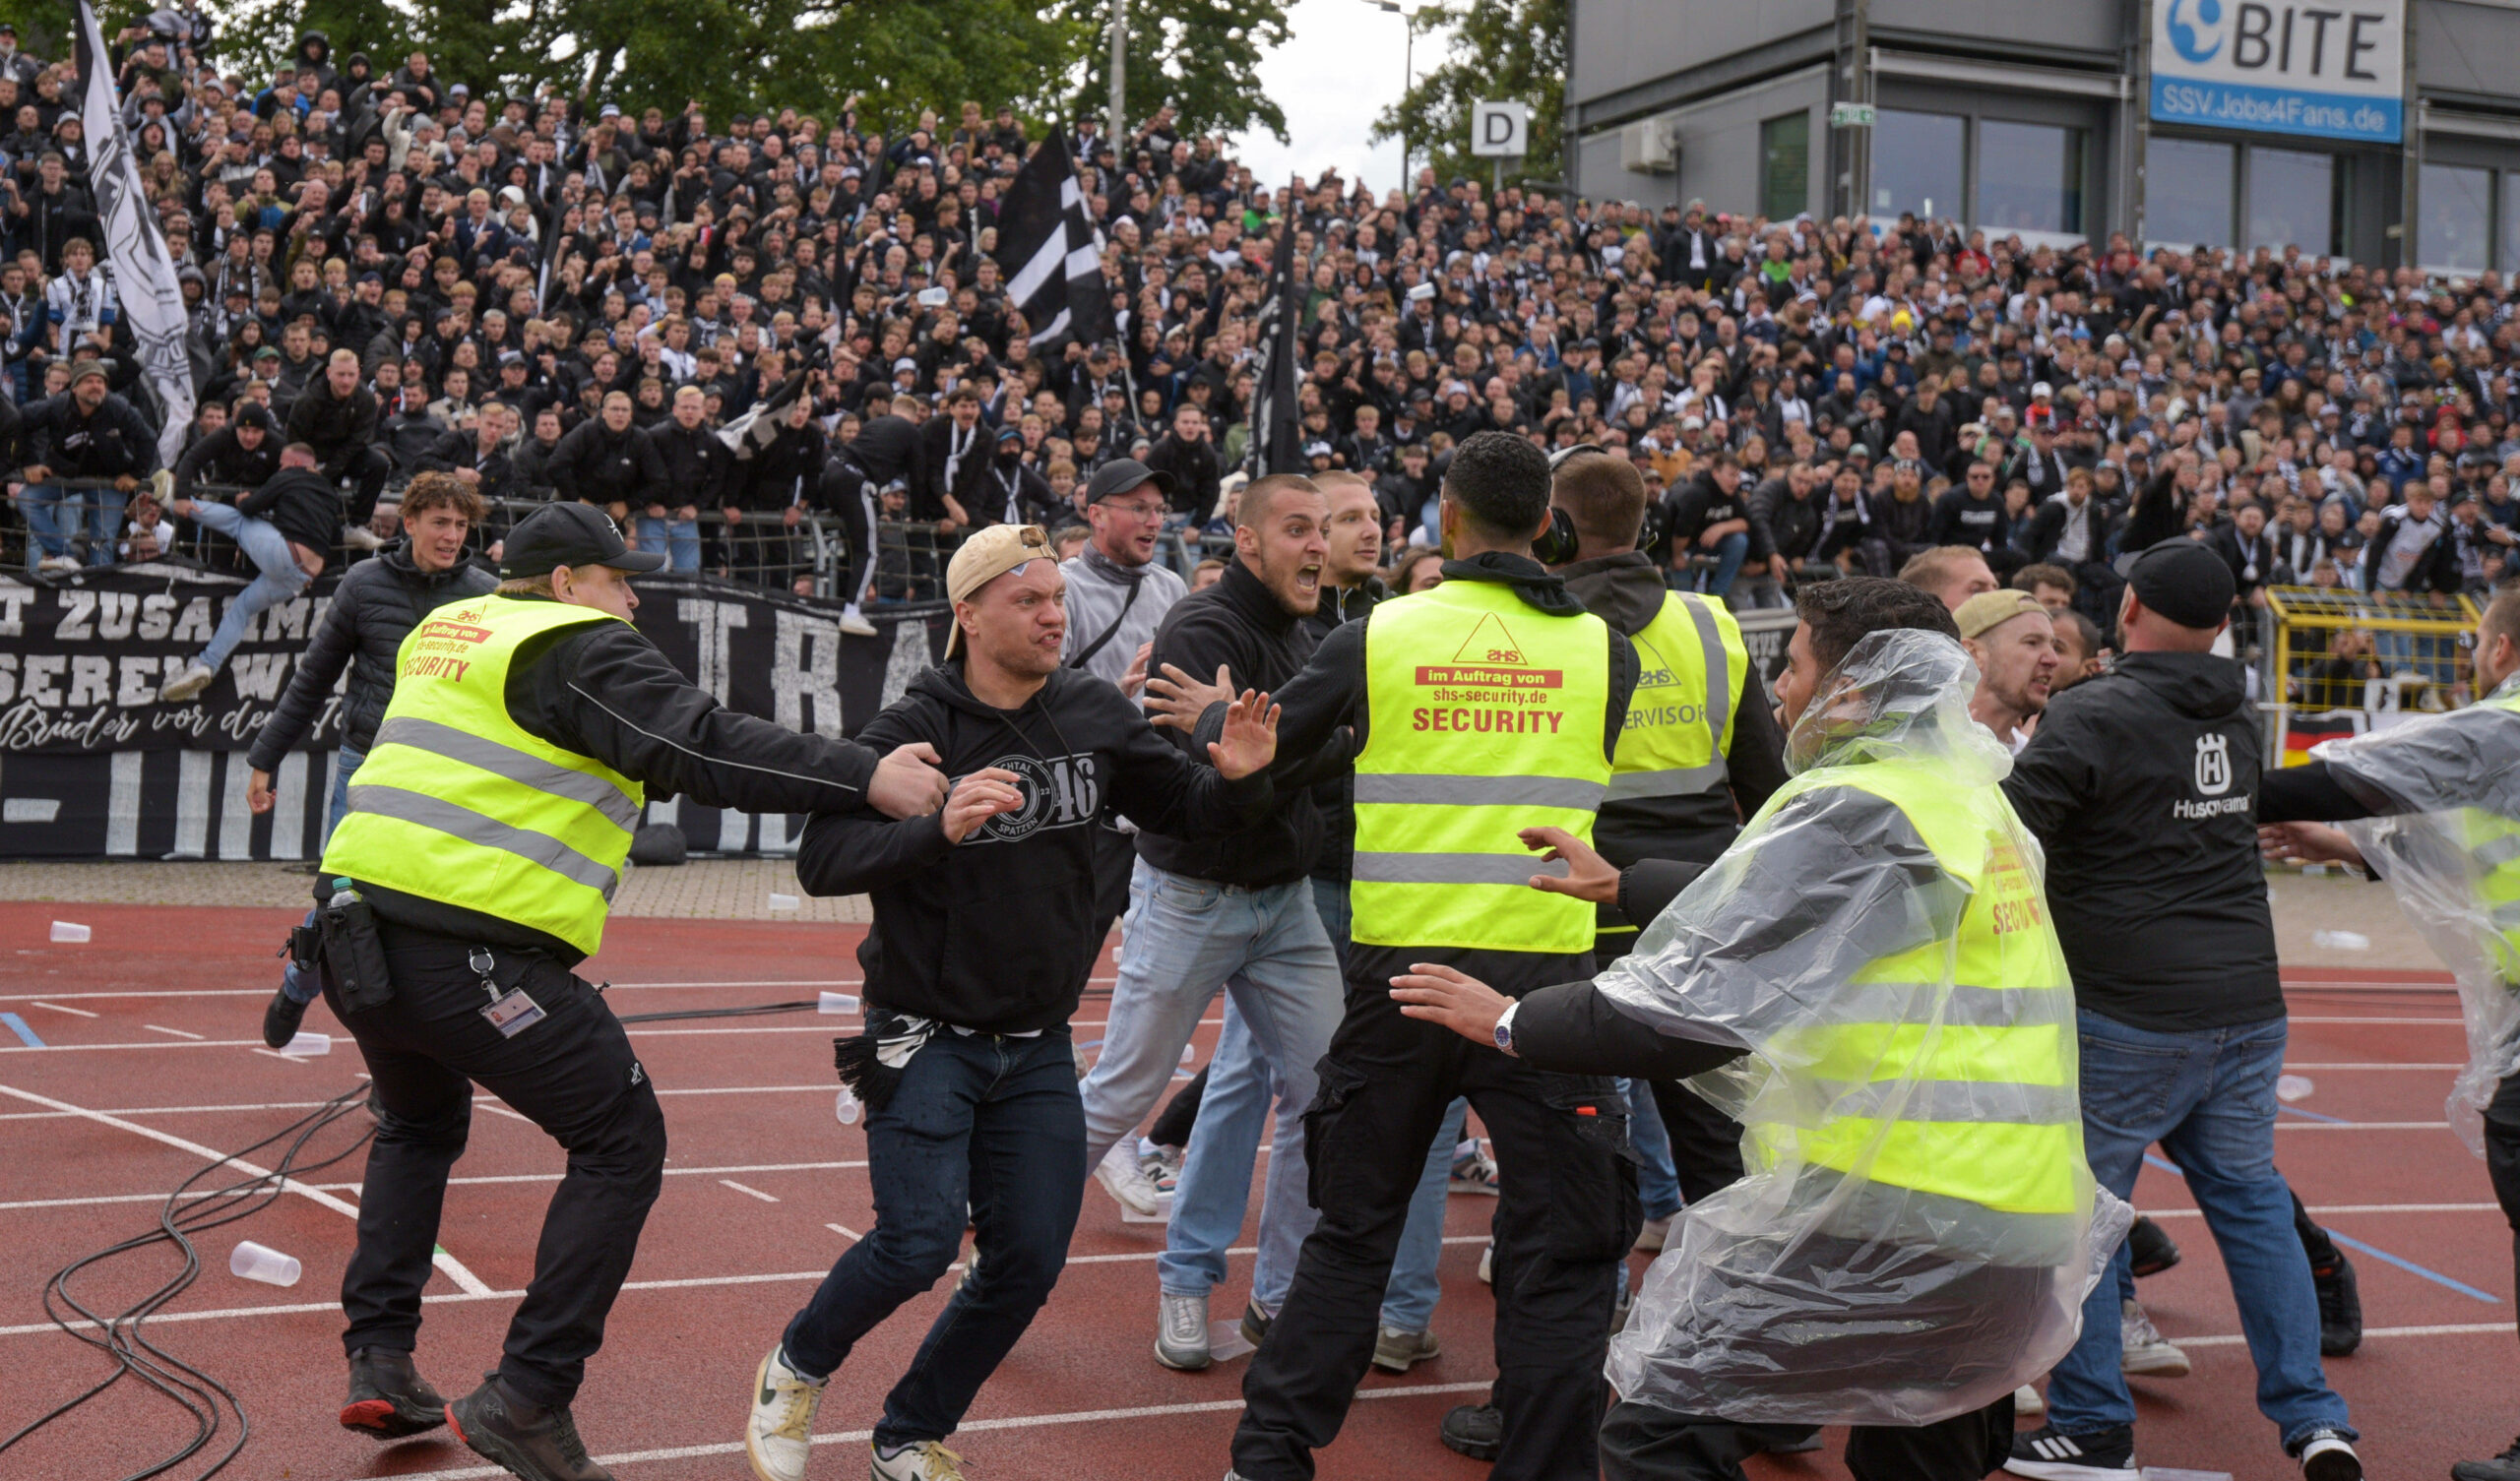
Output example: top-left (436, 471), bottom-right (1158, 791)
top-left (75, 0), bottom-right (194, 461)
top-left (717, 368), bottom-right (807, 460)
top-left (1245, 183), bottom-right (1303, 475)
top-left (994, 133), bottom-right (1108, 351)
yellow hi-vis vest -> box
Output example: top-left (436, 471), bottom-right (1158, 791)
top-left (2460, 687), bottom-right (2520, 982)
top-left (321, 596), bottom-right (644, 957)
top-left (1351, 579), bottom-right (1612, 955)
top-left (1751, 759), bottom-right (2082, 1219)
top-left (1610, 589), bottom-right (1748, 805)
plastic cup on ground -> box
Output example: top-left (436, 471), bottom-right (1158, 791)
top-left (230, 1240), bottom-right (301, 1287)
top-left (49, 921), bottom-right (91, 944)
top-left (2311, 929), bottom-right (2369, 951)
top-left (768, 893), bottom-right (800, 911)
top-left (2277, 1074), bottom-right (2314, 1102)
top-left (819, 991), bottom-right (860, 1015)
top-left (836, 1088), bottom-right (862, 1125)
top-left (283, 1031), bottom-right (331, 1057)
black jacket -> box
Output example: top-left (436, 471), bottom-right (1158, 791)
top-left (549, 417), bottom-right (667, 508)
top-left (1664, 472), bottom-right (1771, 564)
top-left (2361, 504), bottom-right (2462, 595)
top-left (2023, 492), bottom-right (2120, 565)
top-left (649, 417), bottom-right (733, 510)
top-left (17, 391), bottom-right (161, 479)
top-left (1926, 486), bottom-right (2009, 552)
top-left (1558, 550), bottom-right (1788, 869)
top-left (172, 424), bottom-right (282, 497)
top-left (2001, 650), bottom-right (2281, 1032)
top-left (1189, 554), bottom-right (1639, 996)
top-left (232, 467), bottom-right (344, 554)
top-left (1136, 559), bottom-right (1330, 888)
top-left (284, 380), bottom-right (381, 481)
top-left (795, 662), bottom-right (1272, 1033)
top-left (353, 598), bottom-right (885, 962)
top-left (1303, 576), bottom-right (1388, 884)
top-left (247, 539), bottom-right (498, 769)
top-left (412, 428), bottom-right (521, 501)
top-left (1144, 432), bottom-right (1223, 520)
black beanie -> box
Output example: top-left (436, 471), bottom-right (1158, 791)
top-left (2126, 538), bottom-right (2236, 630)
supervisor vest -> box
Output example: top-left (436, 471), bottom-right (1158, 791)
top-left (1609, 589), bottom-right (1747, 806)
top-left (322, 596), bottom-right (643, 956)
top-left (1751, 758), bottom-right (2082, 1219)
top-left (1351, 580), bottom-right (1612, 955)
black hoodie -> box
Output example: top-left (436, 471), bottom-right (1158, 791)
top-left (796, 662), bottom-right (1273, 1033)
top-left (2001, 650), bottom-right (2280, 1032)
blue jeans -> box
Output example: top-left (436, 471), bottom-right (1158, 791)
top-left (1696, 528), bottom-right (1750, 598)
top-left (2047, 1010), bottom-right (2354, 1450)
top-left (1624, 1078), bottom-right (1683, 1220)
top-left (781, 1030), bottom-right (1086, 1447)
top-left (281, 744), bottom-right (367, 1007)
top-left (634, 514), bottom-right (701, 573)
top-left (1085, 861), bottom-right (1342, 1266)
top-left (18, 482), bottom-right (119, 566)
top-left (187, 499), bottom-right (312, 672)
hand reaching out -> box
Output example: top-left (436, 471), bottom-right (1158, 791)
top-left (1206, 689), bottom-right (1280, 779)
top-left (868, 742), bottom-right (951, 820)
top-left (1119, 641), bottom-right (1154, 698)
top-left (941, 768), bottom-right (1026, 842)
top-left (1389, 963), bottom-right (1514, 1050)
top-left (1143, 662), bottom-right (1234, 731)
top-left (2258, 821), bottom-right (2364, 871)
top-left (1518, 826), bottom-right (1619, 904)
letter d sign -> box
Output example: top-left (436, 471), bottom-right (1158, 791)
top-left (1472, 100), bottom-right (1529, 158)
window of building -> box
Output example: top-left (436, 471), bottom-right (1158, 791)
top-left (2419, 162), bottom-right (2492, 275)
top-left (2148, 137), bottom-right (2236, 248)
top-left (2245, 147), bottom-right (2336, 255)
top-left (1761, 111), bottom-right (1809, 222)
top-left (1977, 120), bottom-right (2085, 234)
top-left (1872, 109), bottom-right (1965, 221)
top-left (2502, 170), bottom-right (2520, 275)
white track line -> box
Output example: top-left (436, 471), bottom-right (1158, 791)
top-left (2273, 1121), bottom-right (2451, 1130)
top-left (28, 1001), bottom-right (97, 1018)
top-left (142, 1023), bottom-right (204, 1040)
top-left (2176, 1322), bottom-right (2510, 1348)
top-left (332, 1381), bottom-right (1498, 1481)
top-left (2281, 1062), bottom-right (2463, 1070)
top-left (719, 1180), bottom-right (780, 1203)
top-left (0, 1080), bottom-right (492, 1297)
top-left (0, 1082), bottom-right (850, 1121)
top-left (2288, 1016), bottom-right (2465, 1025)
top-left (2147, 1203), bottom-right (2501, 1218)
top-left (0, 1158), bottom-right (876, 1212)
top-left (0, 976), bottom-right (1119, 1005)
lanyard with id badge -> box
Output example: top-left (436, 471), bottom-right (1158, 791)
top-left (472, 947), bottom-right (547, 1038)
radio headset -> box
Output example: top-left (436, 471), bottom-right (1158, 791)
top-left (1542, 443), bottom-right (1663, 561)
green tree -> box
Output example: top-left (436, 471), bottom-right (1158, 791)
top-left (1371, 0), bottom-right (1563, 188)
top-left (1065, 0), bottom-right (1295, 147)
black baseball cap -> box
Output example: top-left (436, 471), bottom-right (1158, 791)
top-left (2123, 537), bottom-right (2234, 629)
top-left (1082, 458), bottom-right (1175, 505)
top-left (500, 503), bottom-right (667, 579)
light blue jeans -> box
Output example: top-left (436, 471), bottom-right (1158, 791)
top-left (1624, 1078), bottom-right (1683, 1221)
top-left (18, 482), bottom-right (120, 566)
top-left (187, 499), bottom-right (312, 672)
top-left (1082, 861), bottom-right (1342, 1275)
top-left (635, 514), bottom-right (701, 573)
top-left (2046, 1010), bottom-right (2355, 1450)
top-left (1696, 528), bottom-right (1750, 597)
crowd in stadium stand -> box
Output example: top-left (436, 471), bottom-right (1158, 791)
top-left (1, 12), bottom-right (2514, 676)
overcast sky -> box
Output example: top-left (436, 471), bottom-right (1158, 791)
top-left (1224, 0), bottom-right (1426, 193)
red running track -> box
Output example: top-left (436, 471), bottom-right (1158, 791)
top-left (0, 904), bottom-right (2511, 1480)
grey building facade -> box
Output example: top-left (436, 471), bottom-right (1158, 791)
top-left (1565, 0), bottom-right (2520, 275)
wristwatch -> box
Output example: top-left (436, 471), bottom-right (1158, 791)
top-left (1491, 999), bottom-right (1520, 1057)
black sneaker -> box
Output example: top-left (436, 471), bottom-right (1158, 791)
top-left (2291, 1427), bottom-right (2362, 1480)
top-left (339, 1347), bottom-right (447, 1438)
top-left (445, 1377), bottom-right (612, 1481)
top-left (2311, 1250), bottom-right (2362, 1356)
top-left (1439, 1403), bottom-right (1502, 1461)
top-left (263, 987), bottom-right (309, 1050)
top-left (1237, 1300), bottom-right (1271, 1349)
top-left (2452, 1435), bottom-right (2520, 1481)
top-left (2005, 1423), bottom-right (2136, 1477)
top-left (2126, 1215), bottom-right (2181, 1277)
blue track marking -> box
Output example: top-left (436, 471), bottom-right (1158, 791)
top-left (2325, 1231), bottom-right (2502, 1304)
top-left (0, 1013), bottom-right (44, 1048)
top-left (2278, 1104), bottom-right (2352, 1125)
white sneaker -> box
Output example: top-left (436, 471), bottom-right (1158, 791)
top-left (742, 1344), bottom-right (826, 1481)
top-left (840, 604), bottom-right (878, 637)
top-left (870, 1440), bottom-right (968, 1480)
top-left (2014, 1383), bottom-right (2047, 1418)
top-left (2120, 1299), bottom-right (2191, 1378)
top-left (35, 554), bottom-right (80, 574)
top-left (1155, 1289), bottom-right (1211, 1370)
top-left (1448, 1138), bottom-right (1499, 1195)
top-left (1095, 1140), bottom-right (1164, 1217)
top-left (1634, 1214), bottom-right (1672, 1253)
top-left (343, 523), bottom-right (386, 552)
top-left (158, 661), bottom-right (217, 703)
top-left (1477, 1240), bottom-right (1493, 1285)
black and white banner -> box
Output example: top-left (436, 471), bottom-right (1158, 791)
top-left (75, 0), bottom-right (195, 461)
top-left (0, 565), bottom-right (954, 859)
top-left (994, 132), bottom-right (1108, 350)
top-left (1245, 186), bottom-right (1303, 475)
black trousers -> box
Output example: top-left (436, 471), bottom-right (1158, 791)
top-left (326, 922), bottom-right (666, 1407)
top-left (2491, 1069), bottom-right (2520, 1344)
top-left (1600, 1394), bottom-right (2015, 1481)
top-left (1600, 925), bottom-right (1747, 1205)
top-left (345, 446), bottom-right (392, 525)
top-left (1231, 986), bottom-right (1639, 1481)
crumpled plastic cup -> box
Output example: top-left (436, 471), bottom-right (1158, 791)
top-left (230, 1240), bottom-right (301, 1287)
top-left (836, 1088), bottom-right (862, 1125)
top-left (768, 894), bottom-right (800, 911)
top-left (818, 992), bottom-right (860, 1015)
top-left (283, 1031), bottom-right (331, 1057)
top-left (49, 921), bottom-right (91, 944)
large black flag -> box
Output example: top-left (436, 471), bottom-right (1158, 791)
top-left (1245, 184), bottom-right (1303, 475)
top-left (995, 133), bottom-right (1108, 350)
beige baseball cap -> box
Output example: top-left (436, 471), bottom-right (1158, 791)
top-left (1954, 588), bottom-right (2049, 642)
top-left (944, 524), bottom-right (1056, 657)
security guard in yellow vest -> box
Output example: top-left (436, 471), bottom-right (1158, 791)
top-left (1396, 577), bottom-right (2103, 1481)
top-left (1146, 433), bottom-right (1641, 1481)
top-left (313, 503), bottom-right (949, 1481)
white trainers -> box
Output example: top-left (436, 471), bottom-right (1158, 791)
top-left (35, 554), bottom-right (80, 574)
top-left (2120, 1299), bottom-right (2191, 1378)
top-left (840, 604), bottom-right (879, 637)
top-left (742, 1344), bottom-right (826, 1481)
top-left (1449, 1138), bottom-right (1499, 1195)
top-left (343, 523), bottom-right (386, 552)
top-left (2014, 1383), bottom-right (2047, 1418)
top-left (870, 1440), bottom-right (968, 1480)
top-left (1156, 1288), bottom-right (1211, 1370)
top-left (158, 661), bottom-right (217, 703)
top-left (1095, 1140), bottom-right (1164, 1217)
top-left (1634, 1214), bottom-right (1672, 1253)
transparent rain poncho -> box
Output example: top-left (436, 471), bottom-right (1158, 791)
top-left (1594, 629), bottom-right (2128, 1426)
top-left (2311, 678), bottom-right (2520, 1156)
